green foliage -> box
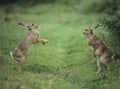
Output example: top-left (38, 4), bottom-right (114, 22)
top-left (82, 0), bottom-right (119, 13)
top-left (80, 0), bottom-right (106, 13)
top-left (100, 0), bottom-right (120, 58)
top-left (0, 0), bottom-right (56, 5)
top-left (0, 0), bottom-right (81, 5)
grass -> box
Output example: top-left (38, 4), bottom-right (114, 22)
top-left (0, 3), bottom-right (120, 89)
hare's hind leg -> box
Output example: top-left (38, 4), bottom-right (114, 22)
top-left (97, 58), bottom-right (102, 73)
top-left (104, 61), bottom-right (110, 71)
top-left (17, 56), bottom-right (25, 71)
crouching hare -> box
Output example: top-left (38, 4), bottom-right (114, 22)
top-left (83, 24), bottom-right (113, 73)
top-left (10, 22), bottom-right (48, 71)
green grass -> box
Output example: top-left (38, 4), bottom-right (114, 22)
top-left (0, 3), bottom-right (120, 89)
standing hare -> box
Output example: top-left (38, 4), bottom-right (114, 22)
top-left (10, 22), bottom-right (48, 71)
top-left (83, 24), bottom-right (113, 72)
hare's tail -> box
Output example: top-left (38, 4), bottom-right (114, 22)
top-left (10, 51), bottom-right (14, 60)
top-left (111, 54), bottom-right (115, 60)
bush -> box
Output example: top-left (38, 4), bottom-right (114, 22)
top-left (101, 0), bottom-right (120, 58)
top-left (0, 0), bottom-right (57, 5)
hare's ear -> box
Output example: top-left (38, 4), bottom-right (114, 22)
top-left (88, 27), bottom-right (91, 30)
top-left (36, 25), bottom-right (38, 28)
top-left (91, 24), bottom-right (101, 30)
top-left (18, 22), bottom-right (27, 26)
top-left (34, 23), bottom-right (39, 28)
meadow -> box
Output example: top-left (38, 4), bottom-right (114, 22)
top-left (0, 3), bottom-right (120, 89)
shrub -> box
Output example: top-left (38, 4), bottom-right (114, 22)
top-left (101, 0), bottom-right (120, 58)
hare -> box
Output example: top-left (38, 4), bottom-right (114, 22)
top-left (83, 24), bottom-right (113, 72)
top-left (10, 22), bottom-right (48, 71)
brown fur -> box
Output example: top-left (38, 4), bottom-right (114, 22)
top-left (10, 22), bottom-right (48, 71)
top-left (83, 24), bottom-right (113, 72)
